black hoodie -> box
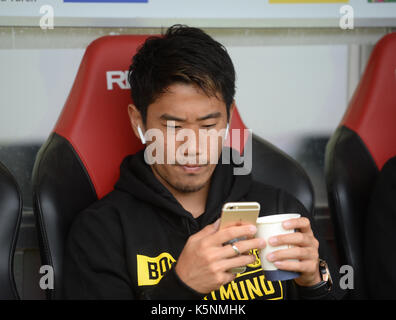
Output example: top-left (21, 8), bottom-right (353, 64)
top-left (63, 148), bottom-right (339, 300)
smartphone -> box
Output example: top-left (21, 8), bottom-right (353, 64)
top-left (219, 202), bottom-right (260, 274)
top-left (220, 202), bottom-right (260, 229)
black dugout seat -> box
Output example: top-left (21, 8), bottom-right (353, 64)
top-left (32, 35), bottom-right (314, 299)
top-left (325, 32), bottom-right (396, 299)
top-left (0, 161), bottom-right (22, 299)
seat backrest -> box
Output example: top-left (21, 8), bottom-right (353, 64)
top-left (0, 161), bottom-right (22, 300)
top-left (32, 35), bottom-right (314, 299)
top-left (325, 32), bottom-right (396, 299)
top-left (251, 134), bottom-right (314, 214)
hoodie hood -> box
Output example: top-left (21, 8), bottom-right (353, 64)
top-left (114, 147), bottom-right (252, 234)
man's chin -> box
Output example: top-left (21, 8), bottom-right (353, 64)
top-left (151, 163), bottom-right (214, 194)
top-left (171, 181), bottom-right (207, 193)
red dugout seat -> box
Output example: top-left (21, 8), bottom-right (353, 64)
top-left (325, 32), bottom-right (396, 299)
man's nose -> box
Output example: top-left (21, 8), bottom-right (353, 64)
top-left (182, 128), bottom-right (203, 156)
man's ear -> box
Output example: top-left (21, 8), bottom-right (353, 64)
top-left (128, 104), bottom-right (145, 142)
top-left (228, 100), bottom-right (235, 124)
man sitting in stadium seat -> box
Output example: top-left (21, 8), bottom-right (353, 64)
top-left (63, 25), bottom-right (337, 300)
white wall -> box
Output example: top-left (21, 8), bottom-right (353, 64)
top-left (0, 49), bottom-right (84, 143)
top-left (229, 45), bottom-right (348, 155)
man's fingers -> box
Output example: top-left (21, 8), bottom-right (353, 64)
top-left (266, 246), bottom-right (318, 263)
top-left (212, 218), bottom-right (221, 231)
top-left (211, 224), bottom-right (257, 246)
top-left (268, 232), bottom-right (315, 248)
top-left (217, 254), bottom-right (257, 272)
top-left (273, 259), bottom-right (318, 275)
top-left (282, 217), bottom-right (312, 234)
top-left (192, 219), bottom-right (220, 241)
top-left (218, 238), bottom-right (266, 259)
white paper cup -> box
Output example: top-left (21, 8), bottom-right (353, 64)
top-left (256, 213), bottom-right (301, 281)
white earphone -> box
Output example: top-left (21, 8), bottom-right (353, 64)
top-left (224, 123), bottom-right (230, 141)
top-left (137, 125), bottom-right (146, 144)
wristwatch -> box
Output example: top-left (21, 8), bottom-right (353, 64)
top-left (318, 259), bottom-right (332, 291)
top-left (295, 259), bottom-right (333, 299)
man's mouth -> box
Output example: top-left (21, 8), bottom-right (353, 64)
top-left (177, 164), bottom-right (207, 173)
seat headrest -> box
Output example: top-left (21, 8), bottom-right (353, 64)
top-left (53, 35), bottom-right (247, 199)
top-left (341, 32), bottom-right (396, 170)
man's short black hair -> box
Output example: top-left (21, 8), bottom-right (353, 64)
top-left (128, 24), bottom-right (236, 123)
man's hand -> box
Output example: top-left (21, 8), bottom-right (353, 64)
top-left (175, 220), bottom-right (266, 294)
top-left (266, 217), bottom-right (322, 287)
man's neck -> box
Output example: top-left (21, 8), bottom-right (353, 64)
top-left (150, 168), bottom-right (210, 219)
top-left (171, 183), bottom-right (210, 219)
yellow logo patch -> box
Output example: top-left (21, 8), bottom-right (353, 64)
top-left (136, 249), bottom-right (283, 300)
top-left (137, 252), bottom-right (176, 286)
top-left (246, 249), bottom-right (261, 268)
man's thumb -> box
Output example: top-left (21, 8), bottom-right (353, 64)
top-left (195, 218), bottom-right (220, 240)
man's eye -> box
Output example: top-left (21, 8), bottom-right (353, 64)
top-left (165, 124), bottom-right (181, 129)
top-left (202, 124), bottom-right (216, 128)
